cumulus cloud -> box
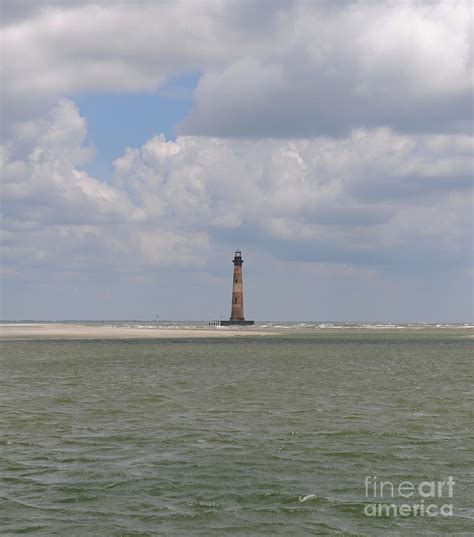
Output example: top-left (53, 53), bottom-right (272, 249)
top-left (1, 100), bottom-right (210, 278)
top-left (1, 0), bottom-right (471, 139)
top-left (182, 1), bottom-right (472, 136)
top-left (2, 99), bottom-right (136, 225)
top-left (0, 1), bottom-right (472, 319)
top-left (114, 128), bottom-right (472, 271)
top-left (2, 100), bottom-right (471, 283)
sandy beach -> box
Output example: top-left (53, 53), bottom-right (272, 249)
top-left (0, 323), bottom-right (272, 340)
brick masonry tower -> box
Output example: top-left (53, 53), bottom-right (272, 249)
top-left (230, 250), bottom-right (245, 320)
top-left (210, 249), bottom-right (254, 326)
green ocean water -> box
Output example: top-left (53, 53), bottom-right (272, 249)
top-left (1, 328), bottom-right (473, 536)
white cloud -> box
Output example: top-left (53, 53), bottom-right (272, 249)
top-left (1, 1), bottom-right (471, 138)
top-left (4, 99), bottom-right (470, 282)
top-left (2, 99), bottom-right (136, 225)
top-left (181, 1), bottom-right (472, 136)
top-left (118, 127), bottom-right (472, 274)
top-left (1, 100), bottom-right (210, 275)
top-left (116, 127), bottom-right (472, 236)
top-left (0, 0), bottom-right (472, 318)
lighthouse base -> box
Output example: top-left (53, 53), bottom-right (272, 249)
top-left (209, 320), bottom-right (255, 326)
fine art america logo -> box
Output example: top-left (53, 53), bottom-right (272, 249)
top-left (363, 476), bottom-right (455, 517)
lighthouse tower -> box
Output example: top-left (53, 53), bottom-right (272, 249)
top-left (210, 249), bottom-right (254, 326)
top-left (230, 250), bottom-right (245, 320)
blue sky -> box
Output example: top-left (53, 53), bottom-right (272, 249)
top-left (1, 1), bottom-right (472, 322)
top-left (75, 72), bottom-right (199, 180)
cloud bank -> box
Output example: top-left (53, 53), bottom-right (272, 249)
top-left (1, 0), bottom-right (472, 320)
top-left (3, 100), bottom-right (471, 278)
top-left (2, 1), bottom-right (472, 137)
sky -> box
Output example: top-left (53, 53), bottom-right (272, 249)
top-left (1, 0), bottom-right (473, 322)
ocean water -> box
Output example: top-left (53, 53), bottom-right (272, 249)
top-left (1, 326), bottom-right (473, 536)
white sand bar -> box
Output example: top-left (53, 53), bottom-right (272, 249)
top-left (0, 323), bottom-right (273, 340)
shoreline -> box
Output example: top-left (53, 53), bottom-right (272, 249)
top-left (0, 322), bottom-right (471, 341)
top-left (0, 323), bottom-right (273, 340)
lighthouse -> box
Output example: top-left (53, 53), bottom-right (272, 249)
top-left (230, 250), bottom-right (245, 320)
top-left (210, 250), bottom-right (255, 326)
